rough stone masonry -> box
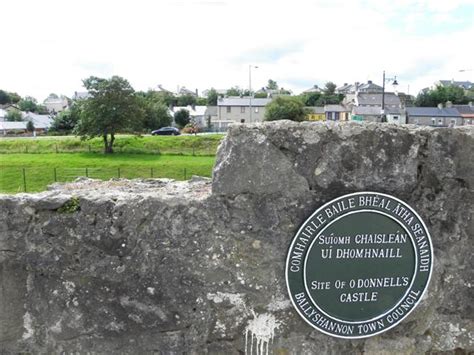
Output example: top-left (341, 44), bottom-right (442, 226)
top-left (0, 121), bottom-right (473, 354)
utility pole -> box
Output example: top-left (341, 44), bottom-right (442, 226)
top-left (249, 65), bottom-right (258, 122)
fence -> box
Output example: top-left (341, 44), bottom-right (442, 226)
top-left (0, 142), bottom-right (218, 156)
top-left (1, 167), bottom-right (207, 193)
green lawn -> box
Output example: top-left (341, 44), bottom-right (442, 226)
top-left (0, 134), bottom-right (224, 155)
top-left (0, 153), bottom-right (216, 193)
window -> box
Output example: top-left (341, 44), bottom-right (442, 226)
top-left (226, 107), bottom-right (231, 113)
top-left (438, 119), bottom-right (443, 125)
top-left (450, 119), bottom-right (456, 126)
top-left (393, 116), bottom-right (399, 120)
top-left (241, 107), bottom-right (246, 113)
top-left (254, 107), bottom-right (259, 113)
top-left (431, 118), bottom-right (436, 125)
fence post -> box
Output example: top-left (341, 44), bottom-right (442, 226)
top-left (88, 144), bottom-right (91, 153)
top-left (86, 168), bottom-right (89, 178)
top-left (22, 168), bottom-right (27, 192)
top-left (118, 167), bottom-right (121, 178)
top-left (184, 168), bottom-right (187, 180)
top-left (54, 167), bottom-right (57, 182)
top-left (151, 168), bottom-right (154, 178)
top-left (55, 144), bottom-right (58, 153)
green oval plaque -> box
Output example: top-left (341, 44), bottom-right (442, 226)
top-left (285, 192), bottom-right (433, 338)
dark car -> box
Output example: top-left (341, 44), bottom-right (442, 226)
top-left (151, 127), bottom-right (181, 136)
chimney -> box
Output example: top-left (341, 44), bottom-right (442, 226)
top-left (367, 80), bottom-right (372, 84)
top-left (354, 82), bottom-right (359, 94)
top-left (437, 103), bottom-right (443, 110)
top-left (446, 101), bottom-right (453, 108)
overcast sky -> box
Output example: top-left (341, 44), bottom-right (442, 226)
top-left (1, 0), bottom-right (473, 101)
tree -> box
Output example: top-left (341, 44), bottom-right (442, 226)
top-left (26, 120), bottom-right (35, 133)
top-left (50, 104), bottom-right (82, 134)
top-left (324, 82), bottom-right (337, 95)
top-left (75, 76), bottom-right (144, 154)
top-left (226, 86), bottom-right (242, 97)
top-left (5, 109), bottom-right (22, 121)
top-left (174, 109), bottom-right (190, 128)
top-left (301, 92), bottom-right (322, 106)
top-left (264, 96), bottom-right (307, 122)
top-left (177, 94), bottom-right (196, 106)
top-left (254, 92), bottom-right (268, 99)
top-left (8, 92), bottom-right (21, 104)
top-left (415, 85), bottom-right (469, 107)
top-left (266, 79), bottom-right (278, 90)
top-left (196, 97), bottom-right (207, 106)
top-left (206, 88), bottom-right (218, 105)
top-left (19, 97), bottom-right (38, 112)
top-left (143, 103), bottom-right (172, 131)
top-left (0, 90), bottom-right (10, 104)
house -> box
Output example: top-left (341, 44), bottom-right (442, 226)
top-left (302, 85), bottom-right (323, 94)
top-left (0, 121), bottom-right (28, 135)
top-left (217, 97), bottom-right (272, 123)
top-left (324, 105), bottom-right (351, 121)
top-left (406, 105), bottom-right (462, 127)
top-left (43, 95), bottom-right (69, 113)
top-left (358, 80), bottom-right (383, 93)
top-left (72, 91), bottom-right (90, 100)
top-left (337, 81), bottom-right (383, 95)
top-left (346, 92), bottom-right (401, 110)
top-left (178, 86), bottom-right (198, 97)
top-left (24, 113), bottom-right (54, 132)
top-left (452, 102), bottom-right (474, 125)
top-left (306, 107), bottom-right (325, 121)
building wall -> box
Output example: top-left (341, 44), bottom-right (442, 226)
top-left (387, 113), bottom-right (407, 124)
top-left (407, 116), bottom-right (463, 126)
top-left (306, 113), bottom-right (325, 121)
top-left (218, 105), bottom-right (267, 123)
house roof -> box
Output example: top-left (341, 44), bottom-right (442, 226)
top-left (406, 107), bottom-right (461, 117)
top-left (303, 85), bottom-right (322, 93)
top-left (452, 104), bottom-right (474, 116)
top-left (324, 104), bottom-right (349, 112)
top-left (358, 81), bottom-right (383, 92)
top-left (72, 92), bottom-right (90, 100)
top-left (24, 113), bottom-right (54, 128)
top-left (307, 106), bottom-right (325, 114)
top-left (0, 121), bottom-right (27, 130)
top-left (357, 93), bottom-right (401, 106)
top-left (217, 97), bottom-right (272, 107)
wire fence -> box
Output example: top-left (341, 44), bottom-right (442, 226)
top-left (0, 142), bottom-right (218, 156)
top-left (1, 166), bottom-right (207, 193)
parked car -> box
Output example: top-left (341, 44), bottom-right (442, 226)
top-left (151, 127), bottom-right (181, 136)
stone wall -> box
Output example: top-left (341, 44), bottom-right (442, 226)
top-left (0, 121), bottom-right (473, 354)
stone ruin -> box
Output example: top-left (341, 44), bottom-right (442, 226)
top-left (0, 121), bottom-right (473, 354)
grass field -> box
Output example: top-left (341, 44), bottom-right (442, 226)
top-left (0, 153), bottom-right (216, 193)
top-left (0, 134), bottom-right (224, 155)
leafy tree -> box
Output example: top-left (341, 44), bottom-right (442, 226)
top-left (26, 120), bottom-right (35, 132)
top-left (415, 85), bottom-right (469, 106)
top-left (0, 90), bottom-right (10, 104)
top-left (266, 79), bottom-right (278, 90)
top-left (301, 92), bottom-right (322, 106)
top-left (50, 104), bottom-right (82, 134)
top-left (206, 88), bottom-right (218, 106)
top-left (265, 96), bottom-right (307, 122)
top-left (226, 86), bottom-right (242, 97)
top-left (143, 103), bottom-right (172, 131)
top-left (8, 92), bottom-right (21, 104)
top-left (254, 92), bottom-right (268, 99)
top-left (196, 97), bottom-right (207, 106)
top-left (177, 94), bottom-right (196, 106)
top-left (174, 109), bottom-right (190, 128)
top-left (324, 82), bottom-right (337, 95)
top-left (19, 97), bottom-right (38, 112)
top-left (5, 109), bottom-right (22, 121)
top-left (75, 76), bottom-right (144, 154)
